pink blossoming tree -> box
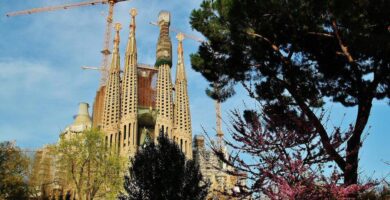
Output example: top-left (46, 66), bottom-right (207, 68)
top-left (211, 109), bottom-right (373, 199)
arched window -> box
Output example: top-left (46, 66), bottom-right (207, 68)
top-left (180, 139), bottom-right (183, 151)
top-left (128, 123), bottom-right (131, 145)
top-left (124, 125), bottom-right (127, 140)
top-left (185, 140), bottom-right (187, 154)
top-left (118, 132), bottom-right (121, 150)
top-left (133, 123), bottom-right (135, 145)
top-left (110, 134), bottom-right (113, 147)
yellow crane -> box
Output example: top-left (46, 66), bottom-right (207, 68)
top-left (149, 21), bottom-right (208, 44)
top-left (6, 0), bottom-right (132, 87)
top-left (81, 63), bottom-right (153, 72)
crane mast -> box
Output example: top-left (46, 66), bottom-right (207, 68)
top-left (215, 100), bottom-right (223, 137)
top-left (215, 99), bottom-right (224, 150)
top-left (100, 0), bottom-right (115, 86)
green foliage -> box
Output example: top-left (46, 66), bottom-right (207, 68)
top-left (190, 0), bottom-right (389, 187)
top-left (155, 58), bottom-right (172, 67)
top-left (191, 0), bottom-right (389, 106)
top-left (120, 133), bottom-right (209, 200)
top-left (56, 129), bottom-right (125, 200)
top-left (0, 141), bottom-right (29, 200)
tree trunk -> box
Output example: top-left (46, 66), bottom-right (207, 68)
top-left (344, 99), bottom-right (372, 196)
top-left (344, 138), bottom-right (360, 186)
top-left (86, 160), bottom-right (91, 200)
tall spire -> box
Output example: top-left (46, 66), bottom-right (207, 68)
top-left (125, 8), bottom-right (137, 65)
top-left (121, 9), bottom-right (138, 156)
top-left (111, 23), bottom-right (121, 72)
top-left (154, 11), bottom-right (174, 142)
top-left (102, 23), bottom-right (122, 152)
top-left (155, 10), bottom-right (172, 67)
top-left (173, 33), bottom-right (192, 158)
top-left (175, 33), bottom-right (186, 80)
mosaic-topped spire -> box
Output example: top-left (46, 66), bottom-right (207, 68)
top-left (155, 11), bottom-right (174, 142)
top-left (155, 11), bottom-right (172, 67)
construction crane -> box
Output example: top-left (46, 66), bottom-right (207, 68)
top-left (81, 63), bottom-right (153, 72)
top-left (6, 0), bottom-right (132, 87)
top-left (149, 21), bottom-right (208, 44)
top-left (215, 98), bottom-right (223, 138)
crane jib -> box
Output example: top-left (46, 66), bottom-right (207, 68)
top-left (5, 0), bottom-right (131, 17)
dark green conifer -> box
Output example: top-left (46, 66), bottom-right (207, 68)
top-left (119, 132), bottom-right (209, 200)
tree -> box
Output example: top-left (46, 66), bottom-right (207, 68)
top-left (119, 133), bottom-right (209, 200)
top-left (190, 0), bottom-right (389, 190)
top-left (0, 141), bottom-right (29, 200)
top-left (55, 129), bottom-right (124, 200)
top-left (211, 109), bottom-right (373, 199)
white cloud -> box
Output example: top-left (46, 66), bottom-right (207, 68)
top-left (0, 60), bottom-right (51, 91)
top-left (0, 59), bottom-right (96, 100)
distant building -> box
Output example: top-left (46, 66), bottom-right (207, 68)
top-left (61, 102), bottom-right (92, 139)
top-left (92, 8), bottom-right (245, 198)
top-left (193, 135), bottom-right (247, 200)
top-left (29, 145), bottom-right (60, 199)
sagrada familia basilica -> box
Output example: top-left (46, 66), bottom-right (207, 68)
top-left (33, 8), bottom-right (245, 200)
top-left (91, 9), bottom-right (193, 159)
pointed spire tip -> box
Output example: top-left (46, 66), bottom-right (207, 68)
top-left (113, 23), bottom-right (121, 52)
top-left (130, 8), bottom-right (137, 17)
top-left (176, 32), bottom-right (185, 42)
top-left (115, 23), bottom-right (122, 31)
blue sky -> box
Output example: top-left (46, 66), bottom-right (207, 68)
top-left (0, 0), bottom-right (388, 180)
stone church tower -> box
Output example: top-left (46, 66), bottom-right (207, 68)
top-left (173, 33), bottom-right (192, 158)
top-left (120, 9), bottom-right (138, 156)
top-left (102, 23), bottom-right (122, 153)
top-left (94, 9), bottom-right (192, 158)
top-left (154, 11), bottom-right (174, 142)
top-left (51, 9), bottom-right (247, 200)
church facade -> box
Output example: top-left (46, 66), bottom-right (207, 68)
top-left (58, 9), bottom-right (245, 199)
top-left (28, 8), bottom-right (246, 200)
top-left (92, 9), bottom-right (192, 158)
